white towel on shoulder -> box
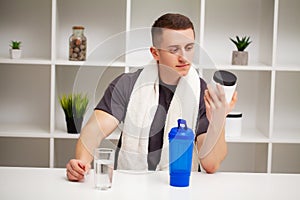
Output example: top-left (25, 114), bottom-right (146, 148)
top-left (117, 64), bottom-right (200, 171)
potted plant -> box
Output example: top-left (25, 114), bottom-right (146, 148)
top-left (9, 40), bottom-right (22, 59)
top-left (59, 93), bottom-right (89, 133)
top-left (230, 36), bottom-right (252, 65)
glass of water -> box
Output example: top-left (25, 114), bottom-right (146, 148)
top-left (94, 148), bottom-right (115, 190)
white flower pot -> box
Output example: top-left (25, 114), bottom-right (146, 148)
top-left (10, 49), bottom-right (22, 59)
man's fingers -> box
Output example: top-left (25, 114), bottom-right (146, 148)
top-left (70, 160), bottom-right (85, 175)
top-left (67, 170), bottom-right (84, 181)
top-left (207, 84), bottom-right (224, 108)
top-left (216, 83), bottom-right (226, 103)
top-left (67, 169), bottom-right (84, 181)
top-left (66, 160), bottom-right (86, 181)
top-left (85, 163), bottom-right (91, 173)
top-left (231, 91), bottom-right (238, 105)
top-left (228, 91), bottom-right (238, 113)
top-left (207, 84), bottom-right (218, 102)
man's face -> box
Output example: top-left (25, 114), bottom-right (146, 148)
top-left (153, 28), bottom-right (195, 77)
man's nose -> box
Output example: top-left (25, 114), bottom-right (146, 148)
top-left (177, 48), bottom-right (185, 56)
top-left (177, 49), bottom-right (188, 61)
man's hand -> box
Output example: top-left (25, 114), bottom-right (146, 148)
top-left (198, 83), bottom-right (238, 164)
top-left (205, 83), bottom-right (237, 125)
top-left (65, 110), bottom-right (119, 181)
top-left (66, 159), bottom-right (91, 181)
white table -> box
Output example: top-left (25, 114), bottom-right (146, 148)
top-left (0, 167), bottom-right (299, 200)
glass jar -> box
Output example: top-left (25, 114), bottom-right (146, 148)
top-left (69, 26), bottom-right (87, 61)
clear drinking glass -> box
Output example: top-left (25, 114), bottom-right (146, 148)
top-left (94, 148), bottom-right (115, 190)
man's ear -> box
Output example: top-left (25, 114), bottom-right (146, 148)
top-left (150, 46), bottom-right (159, 61)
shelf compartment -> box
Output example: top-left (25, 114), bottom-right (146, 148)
top-left (273, 71), bottom-right (300, 140)
top-left (271, 143), bottom-right (300, 173)
top-left (131, 0), bottom-right (200, 30)
top-left (0, 137), bottom-right (49, 167)
top-left (54, 138), bottom-right (118, 168)
top-left (276, 0), bottom-right (300, 67)
top-left (203, 0), bottom-right (274, 66)
top-left (202, 69), bottom-right (271, 138)
top-left (0, 0), bottom-right (51, 59)
top-left (0, 124), bottom-right (50, 138)
top-left (53, 127), bottom-right (121, 140)
top-left (55, 65), bottom-right (125, 132)
top-left (0, 64), bottom-right (51, 133)
top-left (55, 60), bottom-right (125, 68)
top-left (226, 128), bottom-right (269, 143)
top-left (271, 129), bottom-right (300, 144)
top-left (0, 58), bottom-right (51, 65)
top-left (127, 0), bottom-right (201, 67)
top-left (56, 0), bottom-right (126, 63)
top-left (54, 138), bottom-right (76, 168)
top-left (219, 142), bottom-right (268, 173)
top-left (202, 64), bottom-right (273, 71)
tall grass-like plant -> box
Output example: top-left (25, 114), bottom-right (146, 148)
top-left (59, 93), bottom-right (89, 118)
top-left (59, 93), bottom-right (89, 133)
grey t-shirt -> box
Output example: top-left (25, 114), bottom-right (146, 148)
top-left (95, 69), bottom-right (209, 170)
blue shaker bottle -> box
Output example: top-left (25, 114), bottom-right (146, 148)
top-left (168, 119), bottom-right (194, 187)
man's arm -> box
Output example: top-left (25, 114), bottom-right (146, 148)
top-left (196, 84), bottom-right (237, 173)
top-left (66, 110), bottom-right (119, 181)
top-left (196, 128), bottom-right (227, 173)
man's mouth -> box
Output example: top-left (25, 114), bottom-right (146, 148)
top-left (176, 64), bottom-right (190, 68)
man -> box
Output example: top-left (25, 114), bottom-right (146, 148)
top-left (66, 13), bottom-right (237, 181)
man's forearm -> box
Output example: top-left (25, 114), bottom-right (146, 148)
top-left (75, 110), bottom-right (118, 164)
top-left (197, 125), bottom-right (227, 173)
top-left (75, 138), bottom-right (94, 164)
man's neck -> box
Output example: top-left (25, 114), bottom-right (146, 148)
top-left (158, 65), bottom-right (180, 85)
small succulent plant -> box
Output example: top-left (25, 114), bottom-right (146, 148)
top-left (10, 40), bottom-right (22, 49)
top-left (230, 36), bottom-right (251, 51)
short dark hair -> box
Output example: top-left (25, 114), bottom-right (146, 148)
top-left (151, 13), bottom-right (195, 47)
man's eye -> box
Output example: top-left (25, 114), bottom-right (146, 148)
top-left (168, 48), bottom-right (179, 54)
top-left (185, 45), bottom-right (194, 51)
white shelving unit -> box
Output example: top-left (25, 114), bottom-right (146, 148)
top-left (0, 0), bottom-right (299, 173)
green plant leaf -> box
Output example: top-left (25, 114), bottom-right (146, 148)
top-left (230, 36), bottom-right (252, 51)
top-left (59, 93), bottom-right (89, 119)
top-left (10, 40), bottom-right (21, 49)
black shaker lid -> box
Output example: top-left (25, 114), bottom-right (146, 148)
top-left (226, 112), bottom-right (242, 118)
top-left (213, 70), bottom-right (237, 86)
